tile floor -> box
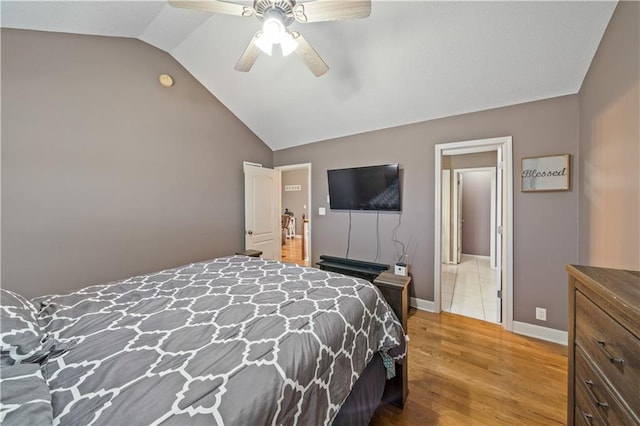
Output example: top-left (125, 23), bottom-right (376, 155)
top-left (442, 254), bottom-right (499, 323)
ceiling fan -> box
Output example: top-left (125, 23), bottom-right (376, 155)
top-left (169, 0), bottom-right (371, 76)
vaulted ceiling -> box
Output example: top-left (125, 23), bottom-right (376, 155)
top-left (1, 1), bottom-right (617, 150)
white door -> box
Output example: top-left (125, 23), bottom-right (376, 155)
top-left (244, 163), bottom-right (280, 260)
top-left (441, 170), bottom-right (451, 264)
top-left (495, 149), bottom-right (504, 323)
top-left (456, 173), bottom-right (463, 263)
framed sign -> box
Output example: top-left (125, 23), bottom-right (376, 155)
top-left (521, 154), bottom-right (570, 192)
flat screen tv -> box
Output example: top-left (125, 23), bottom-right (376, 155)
top-left (327, 164), bottom-right (401, 211)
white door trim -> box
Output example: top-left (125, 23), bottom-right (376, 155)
top-left (434, 136), bottom-right (514, 331)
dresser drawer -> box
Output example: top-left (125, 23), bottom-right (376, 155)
top-left (575, 291), bottom-right (640, 412)
top-left (575, 383), bottom-right (604, 425)
top-left (575, 347), bottom-right (638, 425)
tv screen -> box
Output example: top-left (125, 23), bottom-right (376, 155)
top-left (327, 164), bottom-right (401, 211)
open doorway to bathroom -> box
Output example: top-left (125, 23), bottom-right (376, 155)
top-left (434, 137), bottom-right (514, 331)
top-left (442, 167), bottom-right (498, 322)
top-left (276, 163), bottom-right (311, 266)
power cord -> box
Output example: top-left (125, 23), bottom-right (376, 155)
top-left (345, 210), bottom-right (352, 259)
top-left (374, 211), bottom-right (380, 262)
top-left (391, 212), bottom-right (406, 264)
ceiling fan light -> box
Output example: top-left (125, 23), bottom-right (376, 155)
top-left (254, 33), bottom-right (273, 55)
top-left (280, 32), bottom-right (299, 56)
top-left (262, 17), bottom-right (285, 43)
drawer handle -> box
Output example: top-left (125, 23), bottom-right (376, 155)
top-left (581, 411), bottom-right (594, 424)
top-left (595, 339), bottom-right (625, 366)
top-left (582, 379), bottom-right (610, 410)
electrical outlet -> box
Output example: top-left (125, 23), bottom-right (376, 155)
top-left (535, 307), bottom-right (547, 321)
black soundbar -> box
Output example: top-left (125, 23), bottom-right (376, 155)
top-left (316, 255), bottom-right (389, 282)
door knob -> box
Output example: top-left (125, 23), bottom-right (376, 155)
top-left (247, 230), bottom-right (253, 235)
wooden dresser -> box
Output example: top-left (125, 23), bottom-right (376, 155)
top-left (566, 265), bottom-right (640, 425)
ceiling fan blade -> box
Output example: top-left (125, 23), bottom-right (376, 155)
top-left (169, 0), bottom-right (254, 17)
top-left (293, 0), bottom-right (371, 23)
top-left (234, 33), bottom-right (262, 72)
top-left (292, 32), bottom-right (329, 77)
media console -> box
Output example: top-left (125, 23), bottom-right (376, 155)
top-left (316, 255), bottom-right (390, 282)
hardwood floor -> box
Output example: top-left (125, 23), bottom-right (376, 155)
top-left (370, 310), bottom-right (568, 425)
top-left (281, 237), bottom-right (310, 267)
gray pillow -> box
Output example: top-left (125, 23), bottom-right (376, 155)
top-left (1, 289), bottom-right (70, 366)
top-left (0, 363), bottom-right (54, 425)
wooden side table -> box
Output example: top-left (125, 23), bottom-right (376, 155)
top-left (235, 250), bottom-right (262, 257)
top-left (373, 272), bottom-right (410, 408)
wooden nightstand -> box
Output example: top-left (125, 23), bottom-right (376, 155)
top-left (235, 250), bottom-right (262, 257)
top-left (373, 272), bottom-right (410, 408)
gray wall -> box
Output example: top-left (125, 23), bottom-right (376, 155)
top-left (443, 152), bottom-right (497, 261)
top-left (461, 170), bottom-right (492, 256)
top-left (446, 152), bottom-right (497, 170)
top-left (578, 1), bottom-right (640, 270)
top-left (281, 169), bottom-right (309, 235)
top-left (1, 29), bottom-right (273, 298)
top-left (274, 94), bottom-right (579, 330)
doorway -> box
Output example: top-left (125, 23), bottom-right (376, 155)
top-left (443, 167), bottom-right (499, 323)
top-left (451, 168), bottom-right (497, 267)
top-left (434, 137), bottom-right (514, 330)
top-left (276, 163), bottom-right (312, 266)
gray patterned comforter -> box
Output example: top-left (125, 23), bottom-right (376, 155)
top-left (34, 256), bottom-right (406, 425)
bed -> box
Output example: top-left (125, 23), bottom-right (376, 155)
top-left (1, 255), bottom-right (406, 425)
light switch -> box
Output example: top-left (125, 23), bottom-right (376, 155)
top-left (319, 207), bottom-right (326, 216)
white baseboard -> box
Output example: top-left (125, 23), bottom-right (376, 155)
top-left (409, 298), bottom-right (568, 346)
top-left (410, 297), bottom-right (436, 312)
top-left (463, 254), bottom-right (490, 259)
top-left (512, 321), bottom-right (568, 345)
